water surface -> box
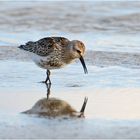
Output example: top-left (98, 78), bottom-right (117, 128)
top-left (0, 1), bottom-right (140, 139)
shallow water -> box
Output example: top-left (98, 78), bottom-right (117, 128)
top-left (1, 113), bottom-right (140, 139)
top-left (0, 60), bottom-right (140, 138)
top-left (1, 60), bottom-right (140, 90)
top-left (0, 1), bottom-right (140, 52)
top-left (0, 1), bottom-right (140, 138)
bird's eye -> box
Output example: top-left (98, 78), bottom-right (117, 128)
top-left (80, 42), bottom-right (83, 46)
top-left (77, 50), bottom-right (81, 54)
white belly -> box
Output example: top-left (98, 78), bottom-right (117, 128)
top-left (29, 52), bottom-right (66, 70)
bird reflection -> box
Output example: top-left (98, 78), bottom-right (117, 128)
top-left (22, 97), bottom-right (88, 118)
top-left (23, 80), bottom-right (88, 118)
top-left (45, 83), bottom-right (51, 99)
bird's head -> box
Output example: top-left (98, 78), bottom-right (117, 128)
top-left (69, 40), bottom-right (88, 74)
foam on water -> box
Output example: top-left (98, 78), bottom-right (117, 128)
top-left (0, 1), bottom-right (140, 138)
top-left (1, 60), bottom-right (140, 91)
top-left (1, 61), bottom-right (140, 138)
top-left (0, 31), bottom-right (140, 53)
top-left (0, 113), bottom-right (140, 139)
top-left (0, 1), bottom-right (140, 52)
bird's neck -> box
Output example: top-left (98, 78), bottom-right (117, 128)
top-left (62, 48), bottom-right (75, 64)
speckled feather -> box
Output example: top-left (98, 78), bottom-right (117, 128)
top-left (18, 36), bottom-right (86, 71)
top-left (19, 37), bottom-right (70, 57)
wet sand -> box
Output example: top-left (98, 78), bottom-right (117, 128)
top-left (1, 1), bottom-right (140, 139)
top-left (0, 58), bottom-right (140, 138)
top-left (1, 84), bottom-right (140, 138)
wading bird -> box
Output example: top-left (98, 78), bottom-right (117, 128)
top-left (19, 37), bottom-right (88, 84)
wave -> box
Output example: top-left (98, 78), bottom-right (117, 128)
top-left (0, 1), bottom-right (140, 33)
top-left (1, 46), bottom-right (140, 69)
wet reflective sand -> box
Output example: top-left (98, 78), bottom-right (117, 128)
top-left (0, 1), bottom-right (140, 139)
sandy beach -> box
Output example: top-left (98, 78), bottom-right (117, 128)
top-left (0, 1), bottom-right (140, 139)
top-left (1, 56), bottom-right (140, 138)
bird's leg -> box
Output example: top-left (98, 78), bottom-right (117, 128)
top-left (44, 70), bottom-right (51, 84)
top-left (45, 83), bottom-right (51, 99)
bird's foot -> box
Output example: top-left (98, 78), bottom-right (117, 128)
top-left (40, 81), bottom-right (45, 83)
top-left (40, 80), bottom-right (51, 84)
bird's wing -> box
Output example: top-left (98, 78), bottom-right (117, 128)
top-left (36, 37), bottom-right (70, 56)
top-left (19, 37), bottom-right (70, 56)
top-left (50, 37), bottom-right (70, 48)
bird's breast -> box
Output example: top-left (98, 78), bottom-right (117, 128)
top-left (35, 55), bottom-right (66, 70)
top-left (29, 49), bottom-right (73, 70)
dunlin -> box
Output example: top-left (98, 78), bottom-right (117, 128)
top-left (23, 97), bottom-right (88, 118)
top-left (19, 37), bottom-right (88, 84)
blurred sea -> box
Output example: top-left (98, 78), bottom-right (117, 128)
top-left (1, 1), bottom-right (140, 139)
top-left (0, 1), bottom-right (140, 52)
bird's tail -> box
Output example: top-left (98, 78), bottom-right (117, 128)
top-left (18, 41), bottom-right (34, 51)
top-left (18, 44), bottom-right (25, 49)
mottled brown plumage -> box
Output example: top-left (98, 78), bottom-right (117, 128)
top-left (19, 37), bottom-right (70, 56)
top-left (19, 36), bottom-right (88, 84)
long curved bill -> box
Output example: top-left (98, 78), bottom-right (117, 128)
top-left (80, 97), bottom-right (88, 113)
top-left (79, 56), bottom-right (88, 74)
top-left (78, 97), bottom-right (88, 118)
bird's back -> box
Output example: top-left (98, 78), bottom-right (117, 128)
top-left (18, 37), bottom-right (70, 57)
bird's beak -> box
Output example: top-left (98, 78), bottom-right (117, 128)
top-left (79, 55), bottom-right (88, 74)
top-left (78, 97), bottom-right (88, 118)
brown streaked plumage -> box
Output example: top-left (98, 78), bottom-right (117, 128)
top-left (22, 97), bottom-right (88, 118)
top-left (18, 37), bottom-right (88, 84)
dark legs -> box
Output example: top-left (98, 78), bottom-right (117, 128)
top-left (45, 70), bottom-right (51, 84)
top-left (41, 70), bottom-right (52, 99)
top-left (45, 83), bottom-right (51, 99)
top-left (41, 70), bottom-right (51, 84)
top-left (45, 70), bottom-right (51, 99)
